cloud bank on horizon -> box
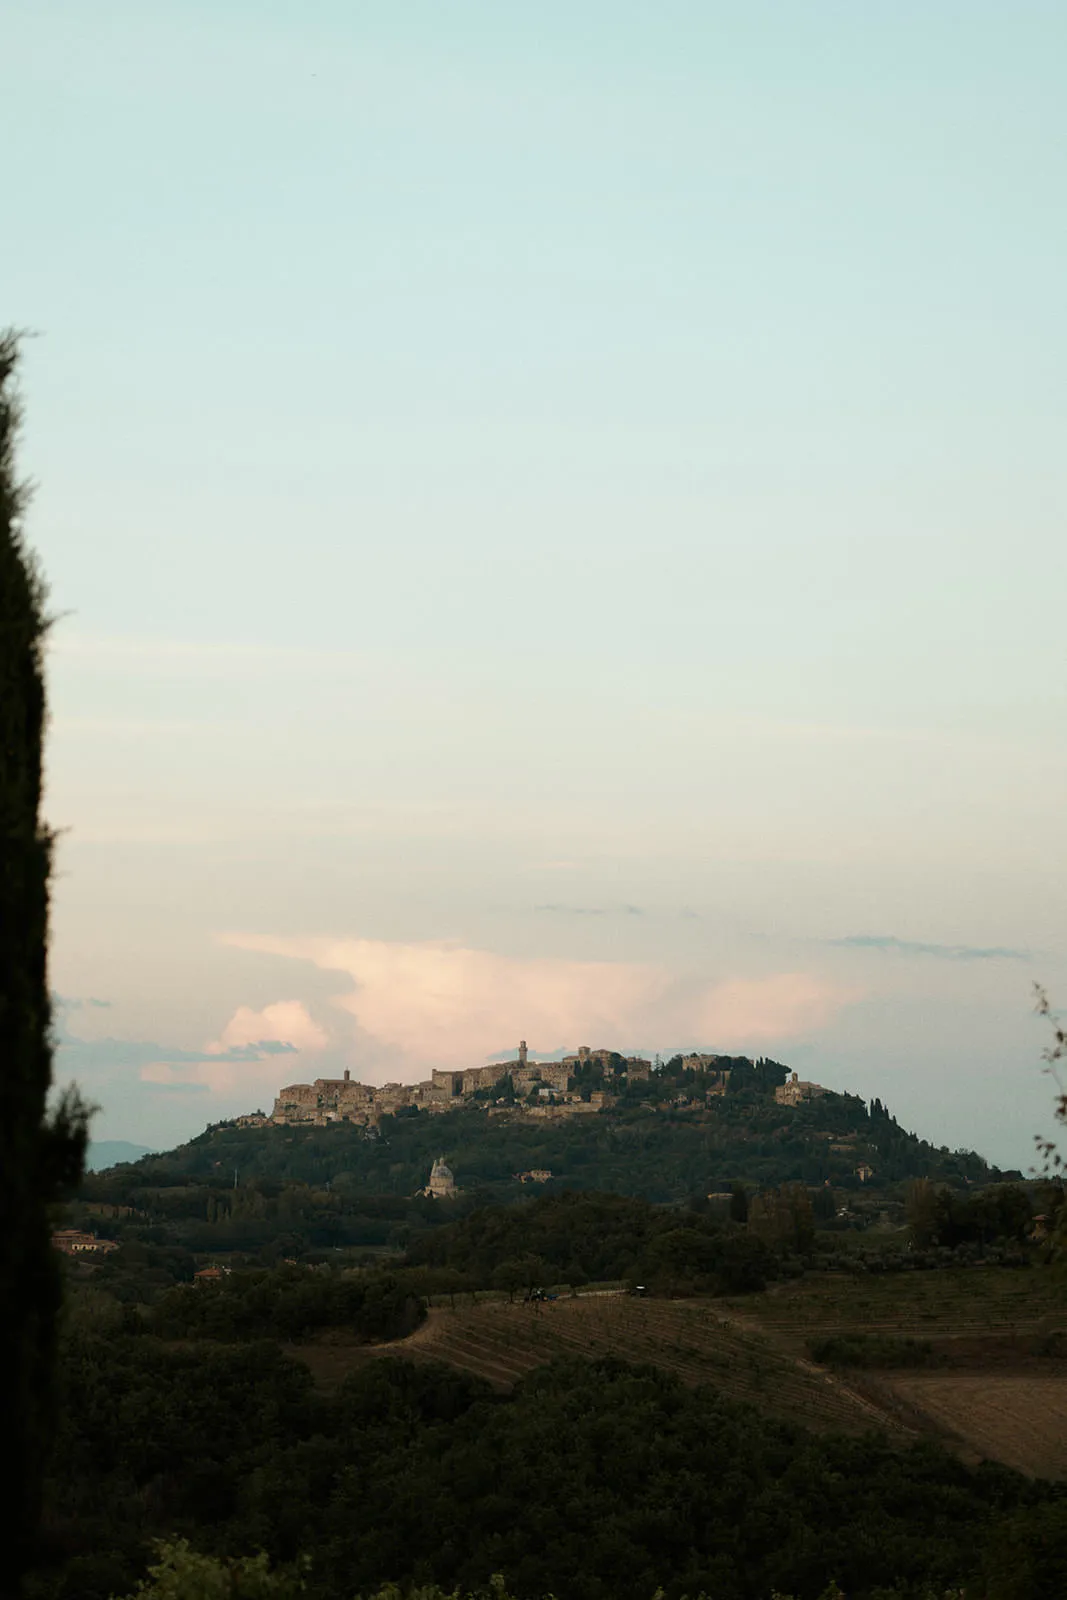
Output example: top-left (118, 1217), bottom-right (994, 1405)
top-left (53, 938), bottom-right (857, 1128)
top-left (212, 931), bottom-right (856, 1080)
top-left (60, 928), bottom-right (1039, 1120)
top-left (832, 935), bottom-right (1032, 962)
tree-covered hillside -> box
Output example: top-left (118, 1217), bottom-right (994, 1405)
top-left (98, 1080), bottom-right (1003, 1207)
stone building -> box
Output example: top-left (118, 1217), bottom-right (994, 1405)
top-left (775, 1072), bottom-right (828, 1107)
top-left (422, 1157), bottom-right (457, 1199)
top-left (272, 1069), bottom-right (412, 1125)
top-left (52, 1229), bottom-right (117, 1255)
top-left (561, 1046), bottom-right (651, 1080)
top-left (268, 1039), bottom-right (631, 1127)
top-left (430, 1045), bottom-right (570, 1102)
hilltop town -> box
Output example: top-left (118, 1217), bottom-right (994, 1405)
top-left (246, 1042), bottom-right (650, 1128)
top-left (241, 1042), bottom-right (827, 1131)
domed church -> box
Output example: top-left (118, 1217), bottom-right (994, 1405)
top-left (423, 1157), bottom-right (457, 1199)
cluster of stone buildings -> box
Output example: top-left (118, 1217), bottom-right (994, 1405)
top-left (52, 1229), bottom-right (119, 1256)
top-left (266, 1042), bottom-right (653, 1129)
top-left (774, 1072), bottom-right (828, 1107)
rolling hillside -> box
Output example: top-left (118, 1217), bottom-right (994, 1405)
top-left (103, 1081), bottom-right (1005, 1204)
top-left (286, 1266), bottom-right (1067, 1478)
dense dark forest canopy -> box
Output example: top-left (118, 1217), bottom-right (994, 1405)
top-left (148, 1266), bottom-right (423, 1344)
top-left (406, 1189), bottom-right (775, 1292)
top-left (28, 1336), bottom-right (1067, 1600)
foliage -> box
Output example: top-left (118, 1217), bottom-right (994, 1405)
top-left (28, 1331), bottom-right (1064, 1600)
top-left (148, 1267), bottom-right (424, 1343)
top-left (905, 1181), bottom-right (1033, 1251)
top-left (405, 1190), bottom-right (775, 1293)
top-left (1034, 985), bottom-right (1067, 1174)
top-left (807, 1334), bottom-right (939, 1370)
top-left (111, 1539), bottom-right (307, 1599)
top-left (748, 1184), bottom-right (816, 1255)
top-left (977, 1497), bottom-right (1067, 1599)
top-left (1034, 987), bottom-right (1067, 1260)
top-left (109, 1543), bottom-right (918, 1600)
top-left (0, 330), bottom-right (92, 1591)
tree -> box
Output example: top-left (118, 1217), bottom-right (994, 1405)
top-left (1031, 986), bottom-right (1067, 1259)
top-left (0, 335), bottom-right (90, 1593)
top-left (492, 1259), bottom-right (527, 1303)
top-left (729, 1182), bottom-right (749, 1224)
top-left (114, 1539), bottom-right (308, 1599)
top-left (748, 1185), bottom-right (814, 1255)
top-left (1035, 984), bottom-right (1067, 1173)
top-left (905, 1178), bottom-right (941, 1248)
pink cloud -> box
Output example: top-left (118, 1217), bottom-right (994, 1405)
top-left (139, 1001), bottom-right (329, 1096)
top-left (692, 974), bottom-right (848, 1045)
top-left (218, 933), bottom-right (856, 1076)
top-left (207, 1000), bottom-right (329, 1055)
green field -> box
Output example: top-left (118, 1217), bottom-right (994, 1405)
top-left (720, 1264), bottom-right (1067, 1344)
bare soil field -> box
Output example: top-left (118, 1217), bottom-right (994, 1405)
top-left (870, 1371), bottom-right (1067, 1479)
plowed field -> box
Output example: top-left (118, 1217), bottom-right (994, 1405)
top-left (873, 1372), bottom-right (1067, 1479)
top-left (290, 1293), bottom-right (897, 1437)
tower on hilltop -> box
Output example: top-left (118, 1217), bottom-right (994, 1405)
top-left (519, 1040), bottom-right (528, 1066)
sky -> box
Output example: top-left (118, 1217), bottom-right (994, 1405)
top-left (6, 1), bottom-right (1066, 1165)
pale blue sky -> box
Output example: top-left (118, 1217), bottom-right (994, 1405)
top-left (7, 2), bottom-right (1065, 1162)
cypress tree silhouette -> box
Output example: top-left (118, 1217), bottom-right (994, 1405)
top-left (0, 333), bottom-right (90, 1595)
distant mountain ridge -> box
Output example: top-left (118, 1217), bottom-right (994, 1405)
top-left (85, 1140), bottom-right (155, 1172)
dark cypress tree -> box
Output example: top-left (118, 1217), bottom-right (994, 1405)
top-left (0, 333), bottom-right (89, 1595)
top-left (729, 1181), bottom-right (749, 1224)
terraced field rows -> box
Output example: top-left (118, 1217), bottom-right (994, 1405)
top-left (311, 1295), bottom-right (900, 1437)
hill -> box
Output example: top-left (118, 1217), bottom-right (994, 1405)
top-left (285, 1264), bottom-right (1067, 1479)
top-left (104, 1072), bottom-right (1006, 1205)
top-left (85, 1139), bottom-right (155, 1171)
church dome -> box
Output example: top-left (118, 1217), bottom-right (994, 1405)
top-left (426, 1157), bottom-right (457, 1198)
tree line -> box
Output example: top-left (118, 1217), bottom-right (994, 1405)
top-left (26, 1333), bottom-right (1067, 1600)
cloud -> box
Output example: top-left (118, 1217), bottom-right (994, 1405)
top-left (534, 903), bottom-right (644, 917)
top-left (832, 935), bottom-right (1030, 962)
top-left (690, 974), bottom-right (849, 1040)
top-left (219, 933), bottom-right (855, 1074)
top-left (208, 1001), bottom-right (329, 1056)
top-left (133, 1068), bottom-right (211, 1093)
top-left (142, 1002), bottom-right (331, 1095)
top-left (55, 1001), bottom-right (329, 1102)
top-left (57, 1034), bottom-right (291, 1070)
